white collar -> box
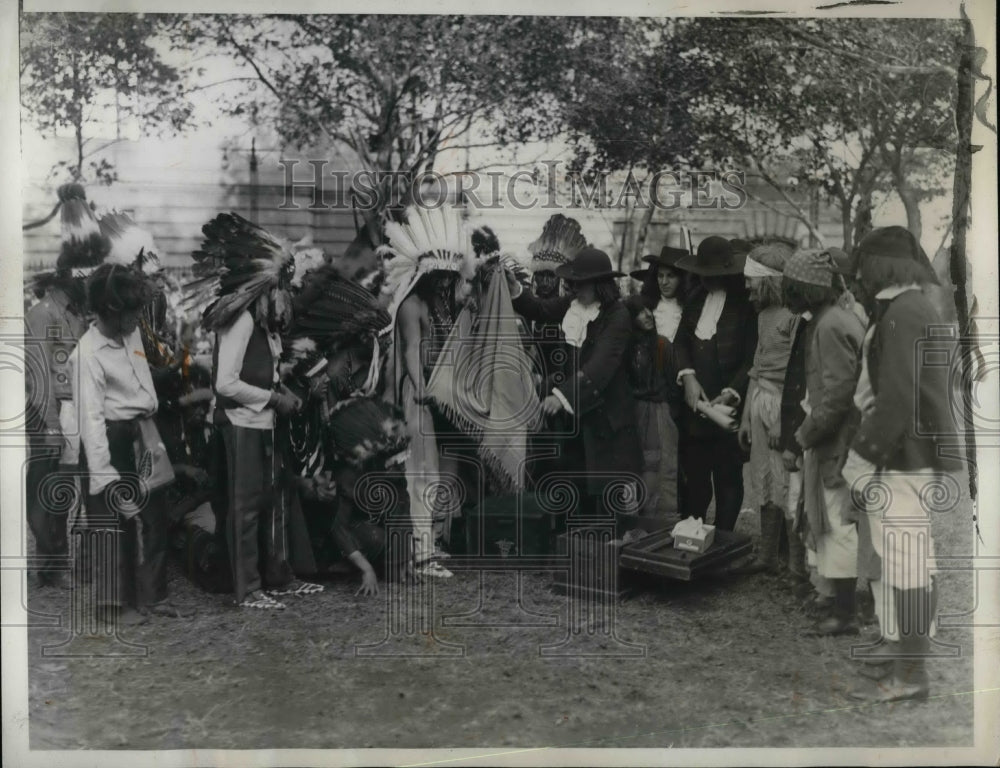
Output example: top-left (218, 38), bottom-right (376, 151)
top-left (652, 298), bottom-right (682, 342)
top-left (562, 299), bottom-right (601, 348)
top-left (694, 289), bottom-right (727, 340)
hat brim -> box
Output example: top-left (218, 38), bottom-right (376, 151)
top-left (645, 246), bottom-right (689, 269)
top-left (554, 263), bottom-right (626, 281)
top-left (630, 268), bottom-right (651, 280)
top-left (675, 252), bottom-right (746, 276)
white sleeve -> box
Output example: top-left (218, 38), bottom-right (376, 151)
top-left (78, 351), bottom-right (117, 495)
top-left (214, 312), bottom-right (273, 412)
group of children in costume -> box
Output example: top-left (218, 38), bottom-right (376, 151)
top-left (24, 183), bottom-right (958, 704)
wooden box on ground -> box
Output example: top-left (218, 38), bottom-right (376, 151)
top-left (618, 528), bottom-right (753, 581)
top-left (550, 527), bottom-right (634, 600)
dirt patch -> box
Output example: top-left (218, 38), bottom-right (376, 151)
top-left (24, 486), bottom-right (976, 751)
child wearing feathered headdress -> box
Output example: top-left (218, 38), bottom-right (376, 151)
top-left (188, 212), bottom-right (323, 609)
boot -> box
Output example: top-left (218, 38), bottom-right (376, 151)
top-left (729, 505), bottom-right (784, 575)
top-left (783, 517), bottom-right (809, 593)
top-left (758, 504), bottom-right (784, 574)
top-left (853, 638), bottom-right (900, 680)
top-left (807, 577), bottom-right (859, 636)
top-left (850, 588), bottom-right (930, 702)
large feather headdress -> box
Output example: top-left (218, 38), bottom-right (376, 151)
top-left (378, 205), bottom-right (475, 330)
top-left (185, 212), bottom-right (296, 332)
top-left (284, 265), bottom-right (392, 392)
top-left (527, 214), bottom-right (587, 274)
top-left (324, 395), bottom-right (410, 472)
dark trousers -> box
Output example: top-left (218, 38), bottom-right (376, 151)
top-left (83, 420), bottom-right (168, 609)
top-left (25, 441), bottom-right (69, 571)
top-left (678, 433), bottom-right (744, 531)
top-left (219, 424), bottom-right (294, 602)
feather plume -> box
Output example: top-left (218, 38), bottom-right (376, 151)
top-left (100, 211), bottom-right (161, 273)
top-left (55, 183), bottom-right (109, 271)
top-left (472, 226), bottom-right (500, 258)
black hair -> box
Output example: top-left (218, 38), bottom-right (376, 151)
top-left (86, 263), bottom-right (147, 319)
top-left (858, 256), bottom-right (936, 295)
top-left (782, 277), bottom-right (840, 314)
top-left (639, 264), bottom-right (687, 309)
top-left (592, 277), bottom-right (621, 308)
top-left (702, 273), bottom-right (748, 300)
top-left (624, 293), bottom-right (647, 317)
top-left (414, 270), bottom-right (458, 302)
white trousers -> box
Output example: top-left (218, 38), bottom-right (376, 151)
top-left (816, 484), bottom-right (858, 579)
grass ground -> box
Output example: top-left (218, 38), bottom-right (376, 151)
top-left (23, 476), bottom-right (977, 752)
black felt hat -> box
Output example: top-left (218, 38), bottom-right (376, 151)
top-left (554, 247), bottom-right (625, 282)
top-left (630, 245), bottom-right (689, 280)
top-left (675, 236), bottom-right (746, 276)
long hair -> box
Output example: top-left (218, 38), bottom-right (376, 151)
top-left (639, 265), bottom-right (687, 309)
top-left (703, 274), bottom-right (748, 301)
top-left (593, 277), bottom-right (621, 308)
top-left (782, 277), bottom-right (840, 314)
top-left (752, 275), bottom-right (784, 309)
top-left (87, 263), bottom-right (148, 319)
top-left (858, 256), bottom-right (936, 295)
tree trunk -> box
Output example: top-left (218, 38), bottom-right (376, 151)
top-left (72, 55), bottom-right (84, 181)
top-left (632, 196), bottom-right (658, 270)
top-left (852, 188), bottom-right (874, 251)
top-left (897, 184), bottom-right (923, 242)
top-left (890, 150), bottom-right (923, 241)
top-left (949, 11), bottom-right (976, 503)
top-left (840, 194), bottom-right (853, 253)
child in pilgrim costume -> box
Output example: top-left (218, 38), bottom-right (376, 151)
top-left (625, 245), bottom-right (690, 523)
top-left (673, 236), bottom-right (758, 531)
top-left (782, 249), bottom-right (865, 637)
top-left (23, 183), bottom-right (103, 589)
top-left (378, 206), bottom-right (477, 579)
top-left (737, 242), bottom-right (798, 575)
top-left (845, 226), bottom-right (961, 703)
top-left (506, 247), bottom-right (643, 532)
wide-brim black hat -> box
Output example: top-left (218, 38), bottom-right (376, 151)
top-left (554, 247), bottom-right (624, 282)
top-left (630, 245), bottom-right (689, 279)
top-left (675, 236), bottom-right (745, 276)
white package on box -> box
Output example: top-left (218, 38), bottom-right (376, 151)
top-left (671, 517), bottom-right (716, 554)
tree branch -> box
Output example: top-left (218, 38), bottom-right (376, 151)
top-left (744, 164), bottom-right (826, 246)
top-left (779, 23), bottom-right (957, 79)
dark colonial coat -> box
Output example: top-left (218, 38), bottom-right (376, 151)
top-left (512, 291), bottom-right (642, 495)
